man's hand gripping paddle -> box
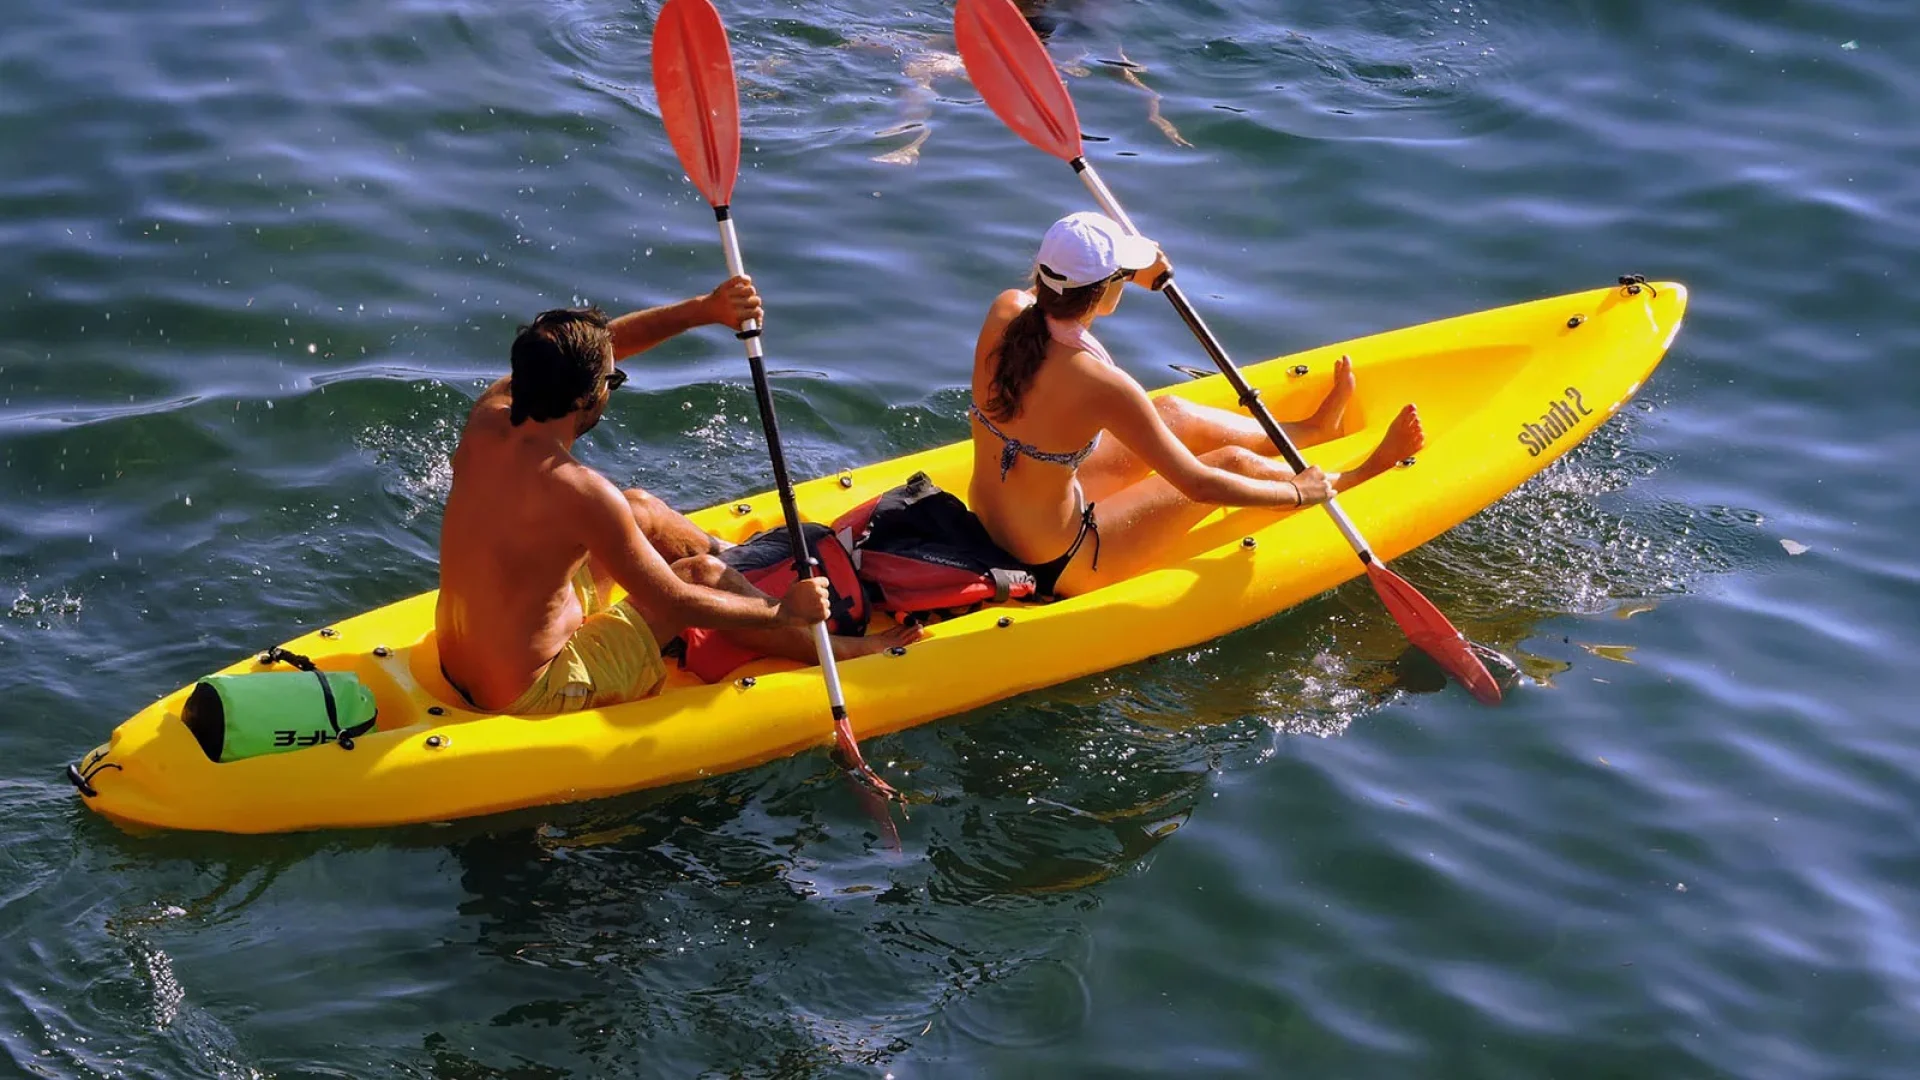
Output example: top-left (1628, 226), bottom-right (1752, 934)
top-left (954, 0), bottom-right (1504, 704)
top-left (652, 0), bottom-right (907, 802)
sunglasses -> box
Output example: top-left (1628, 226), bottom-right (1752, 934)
top-left (603, 368), bottom-right (629, 392)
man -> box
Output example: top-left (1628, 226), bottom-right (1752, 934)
top-left (436, 276), bottom-right (914, 714)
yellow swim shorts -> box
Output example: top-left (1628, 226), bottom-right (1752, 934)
top-left (506, 564), bottom-right (669, 714)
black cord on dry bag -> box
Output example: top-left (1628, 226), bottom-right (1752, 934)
top-left (260, 646), bottom-right (376, 749)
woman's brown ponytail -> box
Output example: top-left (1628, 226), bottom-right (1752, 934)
top-left (982, 275), bottom-right (1107, 422)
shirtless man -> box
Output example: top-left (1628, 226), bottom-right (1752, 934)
top-left (435, 278), bottom-right (910, 714)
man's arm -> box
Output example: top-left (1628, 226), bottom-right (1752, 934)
top-left (610, 276), bottom-right (764, 362)
top-left (571, 474), bottom-right (814, 633)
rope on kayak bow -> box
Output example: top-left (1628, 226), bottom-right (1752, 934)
top-left (260, 646), bottom-right (377, 750)
top-left (65, 747), bottom-right (121, 797)
top-left (1619, 274), bottom-right (1658, 298)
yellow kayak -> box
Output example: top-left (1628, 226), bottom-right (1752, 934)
top-left (70, 281), bottom-right (1687, 833)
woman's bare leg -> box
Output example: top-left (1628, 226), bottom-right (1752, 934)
top-left (1336, 405), bottom-right (1424, 491)
top-left (1078, 357), bottom-right (1359, 501)
top-left (1054, 405), bottom-right (1425, 596)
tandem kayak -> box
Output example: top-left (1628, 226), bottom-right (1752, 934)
top-left (70, 280), bottom-right (1687, 833)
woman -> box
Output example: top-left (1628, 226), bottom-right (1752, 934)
top-left (967, 211), bottom-right (1424, 598)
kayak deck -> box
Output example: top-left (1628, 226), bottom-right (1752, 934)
top-left (72, 281), bottom-right (1687, 833)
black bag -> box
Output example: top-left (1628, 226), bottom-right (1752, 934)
top-left (833, 472), bottom-right (1038, 622)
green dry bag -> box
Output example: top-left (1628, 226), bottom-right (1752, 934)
top-left (180, 648), bottom-right (378, 762)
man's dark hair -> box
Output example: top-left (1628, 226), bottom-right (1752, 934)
top-left (509, 307), bottom-right (613, 425)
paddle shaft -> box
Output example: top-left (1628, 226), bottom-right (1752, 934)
top-left (1069, 159), bottom-right (1378, 561)
top-left (713, 206), bottom-right (849, 719)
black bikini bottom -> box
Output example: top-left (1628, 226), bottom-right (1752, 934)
top-left (1027, 501), bottom-right (1100, 597)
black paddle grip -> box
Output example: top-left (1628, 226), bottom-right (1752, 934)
top-left (743, 356), bottom-right (819, 584)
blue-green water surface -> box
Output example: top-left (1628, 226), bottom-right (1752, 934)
top-left (4, 0), bottom-right (1918, 1076)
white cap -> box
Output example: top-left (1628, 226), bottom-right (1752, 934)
top-left (1033, 211), bottom-right (1158, 292)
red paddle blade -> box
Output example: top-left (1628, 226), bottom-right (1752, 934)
top-left (833, 719), bottom-right (901, 803)
top-left (954, 0), bottom-right (1083, 162)
top-left (1365, 561), bottom-right (1503, 705)
top-left (651, 0), bottom-right (740, 208)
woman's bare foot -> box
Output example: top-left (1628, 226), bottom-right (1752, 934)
top-left (830, 622), bottom-right (925, 661)
top-left (1295, 354), bottom-right (1356, 444)
top-left (1335, 404), bottom-right (1425, 490)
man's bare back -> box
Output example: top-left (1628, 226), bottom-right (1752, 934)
top-left (438, 396), bottom-right (659, 708)
top-left (435, 283), bottom-right (919, 713)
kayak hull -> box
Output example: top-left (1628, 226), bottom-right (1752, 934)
top-left (72, 282), bottom-right (1687, 833)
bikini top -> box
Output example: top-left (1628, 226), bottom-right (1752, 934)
top-left (970, 317), bottom-right (1114, 482)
